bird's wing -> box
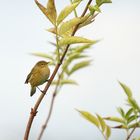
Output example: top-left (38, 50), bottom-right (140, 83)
top-left (25, 72), bottom-right (32, 84)
top-left (24, 67), bottom-right (38, 84)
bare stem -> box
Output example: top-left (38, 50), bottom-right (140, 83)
top-left (126, 125), bottom-right (137, 140)
top-left (37, 74), bottom-right (61, 140)
top-left (37, 93), bottom-right (56, 140)
top-left (24, 0), bottom-right (93, 140)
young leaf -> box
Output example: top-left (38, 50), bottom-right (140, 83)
top-left (61, 79), bottom-right (78, 85)
top-left (127, 115), bottom-right (137, 124)
top-left (96, 0), bottom-right (112, 7)
top-left (35, 0), bottom-right (57, 25)
top-left (63, 52), bottom-right (88, 68)
top-left (105, 125), bottom-right (111, 138)
top-left (59, 17), bottom-right (84, 35)
top-left (88, 5), bottom-right (101, 14)
top-left (96, 114), bottom-right (106, 132)
top-left (63, 54), bottom-right (88, 75)
top-left (52, 79), bottom-right (78, 85)
top-left (31, 52), bottom-right (54, 61)
top-left (77, 110), bottom-right (99, 127)
top-left (119, 82), bottom-right (132, 97)
top-left (125, 108), bottom-right (134, 119)
top-left (57, 2), bottom-right (80, 25)
top-left (128, 122), bottom-right (140, 129)
top-left (46, 0), bottom-right (57, 24)
top-left (59, 36), bottom-right (98, 46)
top-left (117, 107), bottom-right (125, 118)
top-left (104, 116), bottom-right (124, 123)
top-left (68, 60), bottom-right (91, 75)
top-left (47, 27), bottom-right (72, 37)
top-left (127, 98), bottom-right (140, 112)
top-left (73, 44), bottom-right (92, 53)
top-left (73, 0), bottom-right (82, 3)
top-left (78, 14), bottom-right (96, 29)
top-left (46, 27), bottom-right (57, 35)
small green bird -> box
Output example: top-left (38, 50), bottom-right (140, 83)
top-left (25, 61), bottom-right (50, 96)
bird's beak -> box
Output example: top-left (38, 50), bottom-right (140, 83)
top-left (47, 61), bottom-right (50, 64)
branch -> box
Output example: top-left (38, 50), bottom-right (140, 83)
top-left (37, 92), bottom-right (56, 140)
top-left (37, 75), bottom-right (61, 140)
top-left (24, 0), bottom-right (93, 140)
top-left (126, 126), bottom-right (137, 140)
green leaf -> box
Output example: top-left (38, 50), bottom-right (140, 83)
top-left (96, 0), bottom-right (112, 6)
top-left (63, 53), bottom-right (88, 75)
top-left (104, 116), bottom-right (124, 123)
top-left (35, 0), bottom-right (57, 25)
top-left (119, 82), bottom-right (132, 97)
top-left (46, 0), bottom-right (57, 24)
top-left (77, 110), bottom-right (99, 127)
top-left (78, 14), bottom-right (95, 29)
top-left (127, 98), bottom-right (140, 112)
top-left (73, 0), bottom-right (82, 3)
top-left (106, 125), bottom-right (111, 138)
top-left (31, 52), bottom-right (54, 61)
top-left (117, 107), bottom-right (125, 118)
top-left (59, 36), bottom-right (98, 46)
top-left (73, 44), bottom-right (92, 53)
top-left (68, 60), bottom-right (91, 75)
top-left (57, 2), bottom-right (80, 25)
top-left (128, 122), bottom-right (140, 129)
top-left (125, 108), bottom-right (134, 119)
top-left (46, 27), bottom-right (57, 35)
top-left (63, 52), bottom-right (88, 68)
top-left (52, 79), bottom-right (78, 85)
top-left (127, 115), bottom-right (137, 124)
top-left (61, 79), bottom-right (78, 85)
top-left (96, 114), bottom-right (106, 132)
top-left (59, 17), bottom-right (84, 35)
top-left (89, 5), bottom-right (101, 14)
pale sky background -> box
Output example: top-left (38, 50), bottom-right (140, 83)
top-left (0, 0), bottom-right (140, 140)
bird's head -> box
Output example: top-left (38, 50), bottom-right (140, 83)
top-left (36, 61), bottom-right (49, 68)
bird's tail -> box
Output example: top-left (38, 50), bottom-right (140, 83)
top-left (30, 86), bottom-right (36, 96)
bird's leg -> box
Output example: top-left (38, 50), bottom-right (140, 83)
top-left (37, 87), bottom-right (45, 94)
top-left (46, 79), bottom-right (50, 82)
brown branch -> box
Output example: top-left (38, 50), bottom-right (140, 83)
top-left (111, 122), bottom-right (138, 140)
top-left (112, 122), bottom-right (140, 129)
top-left (24, 0), bottom-right (93, 140)
top-left (112, 125), bottom-right (125, 129)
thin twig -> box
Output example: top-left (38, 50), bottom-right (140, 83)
top-left (37, 93), bottom-right (56, 140)
top-left (126, 126), bottom-right (137, 140)
top-left (24, 0), bottom-right (93, 140)
top-left (37, 75), bottom-right (61, 140)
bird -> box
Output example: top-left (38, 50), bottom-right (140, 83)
top-left (25, 61), bottom-right (50, 96)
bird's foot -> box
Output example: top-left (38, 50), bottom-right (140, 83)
top-left (46, 79), bottom-right (50, 82)
top-left (37, 87), bottom-right (45, 94)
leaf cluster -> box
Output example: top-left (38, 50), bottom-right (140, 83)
top-left (77, 82), bottom-right (140, 140)
top-left (77, 110), bottom-right (111, 140)
top-left (32, 0), bottom-right (111, 92)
